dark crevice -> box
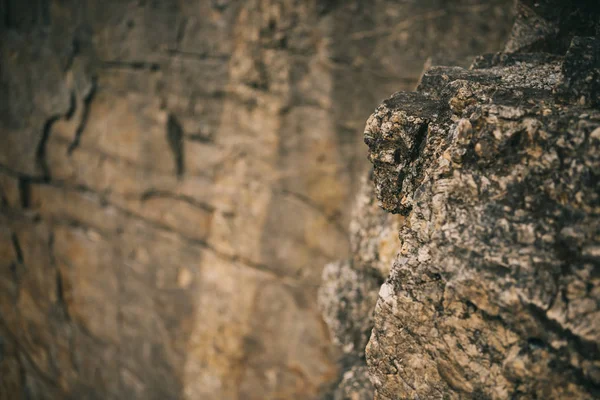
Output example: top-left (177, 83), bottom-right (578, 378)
top-left (49, 231), bottom-right (71, 321)
top-left (211, 0), bottom-right (230, 11)
top-left (166, 114), bottom-right (185, 179)
top-left (526, 303), bottom-right (600, 390)
top-left (18, 177), bottom-right (30, 208)
top-left (11, 232), bottom-right (24, 264)
top-left (65, 90), bottom-right (77, 120)
top-left (100, 60), bottom-right (161, 71)
top-left (499, 128), bottom-right (526, 163)
top-left (393, 148), bottom-right (403, 164)
top-left (55, 269), bottom-right (70, 321)
top-left (68, 77), bottom-right (97, 154)
top-left (526, 337), bottom-right (546, 351)
top-left (469, 297), bottom-right (600, 392)
top-left (410, 122), bottom-right (429, 163)
top-left (162, 49), bottom-right (230, 62)
top-left (464, 300), bottom-right (479, 317)
top-left (36, 115), bottom-right (61, 180)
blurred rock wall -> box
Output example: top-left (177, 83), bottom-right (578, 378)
top-left (0, 1), bottom-right (512, 399)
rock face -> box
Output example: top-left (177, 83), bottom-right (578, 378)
top-left (0, 1), bottom-right (514, 399)
top-left (357, 2), bottom-right (600, 399)
top-left (318, 173), bottom-right (398, 399)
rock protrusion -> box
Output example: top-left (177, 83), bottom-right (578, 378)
top-left (364, 26), bottom-right (600, 400)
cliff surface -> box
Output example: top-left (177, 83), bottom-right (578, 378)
top-left (319, 1), bottom-right (599, 399)
top-left (0, 1), bottom-right (513, 399)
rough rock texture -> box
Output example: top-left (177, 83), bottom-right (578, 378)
top-left (318, 51), bottom-right (514, 399)
top-left (318, 174), bottom-right (399, 399)
top-left (0, 1), bottom-right (513, 399)
top-left (361, 2), bottom-right (600, 399)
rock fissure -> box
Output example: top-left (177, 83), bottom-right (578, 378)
top-left (67, 78), bottom-right (96, 155)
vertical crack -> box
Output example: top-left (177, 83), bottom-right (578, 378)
top-left (65, 91), bottom-right (76, 119)
top-left (49, 232), bottom-right (71, 321)
top-left (409, 122), bottom-right (429, 163)
top-left (11, 232), bottom-right (24, 264)
top-left (166, 114), bottom-right (185, 179)
top-left (68, 77), bottom-right (96, 154)
top-left (18, 177), bottom-right (31, 208)
top-left (54, 268), bottom-right (71, 321)
top-left (36, 116), bottom-right (61, 180)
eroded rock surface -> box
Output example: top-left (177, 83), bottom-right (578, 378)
top-left (362, 4), bottom-right (600, 398)
top-left (0, 1), bottom-right (514, 399)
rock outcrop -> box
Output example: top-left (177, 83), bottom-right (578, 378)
top-left (331, 1), bottom-right (600, 399)
top-left (0, 1), bottom-right (514, 399)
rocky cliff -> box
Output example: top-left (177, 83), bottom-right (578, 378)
top-left (0, 1), bottom-right (513, 399)
top-left (320, 1), bottom-right (600, 399)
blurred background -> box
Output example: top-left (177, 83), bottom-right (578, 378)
top-left (0, 1), bottom-right (513, 399)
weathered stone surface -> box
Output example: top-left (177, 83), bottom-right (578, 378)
top-left (0, 0), bottom-right (513, 399)
top-left (361, 4), bottom-right (600, 397)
